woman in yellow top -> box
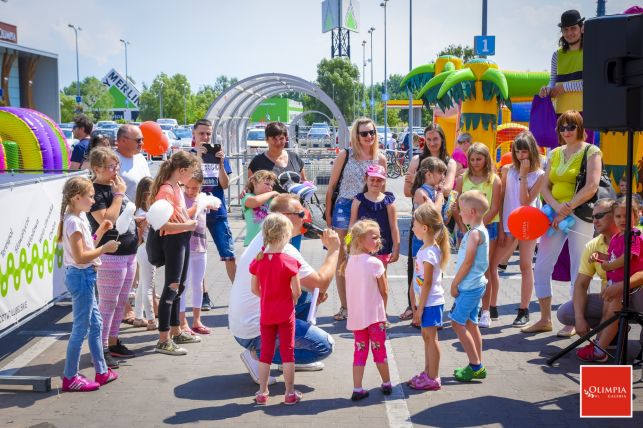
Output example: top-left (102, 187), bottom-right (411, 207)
top-left (523, 110), bottom-right (602, 335)
top-left (454, 143), bottom-right (502, 328)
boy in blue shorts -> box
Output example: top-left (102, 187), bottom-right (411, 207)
top-left (450, 190), bottom-right (489, 382)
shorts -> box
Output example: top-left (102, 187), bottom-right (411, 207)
top-left (449, 287), bottom-right (485, 326)
top-left (374, 253), bottom-right (392, 264)
top-left (206, 214), bottom-right (235, 261)
top-left (486, 222), bottom-right (498, 241)
top-left (332, 197), bottom-right (353, 230)
top-left (411, 235), bottom-right (423, 257)
top-left (421, 304), bottom-right (444, 328)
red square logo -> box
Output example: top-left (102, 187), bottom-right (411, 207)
top-left (580, 365), bottom-right (632, 418)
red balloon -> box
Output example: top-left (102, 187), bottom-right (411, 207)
top-left (139, 121), bottom-right (168, 156)
top-left (499, 152), bottom-right (513, 167)
top-left (507, 206), bottom-right (550, 240)
top-left (301, 208), bottom-right (312, 234)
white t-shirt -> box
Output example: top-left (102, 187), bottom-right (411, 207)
top-left (228, 233), bottom-right (314, 339)
top-left (413, 245), bottom-right (444, 307)
top-left (116, 151), bottom-right (151, 201)
top-left (63, 212), bottom-right (100, 268)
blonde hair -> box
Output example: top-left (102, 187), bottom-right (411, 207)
top-left (340, 219), bottom-right (382, 274)
top-left (256, 213), bottom-right (292, 260)
top-left (350, 117), bottom-right (379, 160)
top-left (56, 176), bottom-right (94, 242)
top-left (150, 151), bottom-right (200, 201)
top-left (413, 203), bottom-right (450, 269)
top-left (464, 142), bottom-right (494, 184)
top-left (248, 170), bottom-right (277, 193)
top-left (459, 189), bottom-right (489, 215)
top-left (89, 146), bottom-right (119, 177)
top-left (269, 193), bottom-right (300, 213)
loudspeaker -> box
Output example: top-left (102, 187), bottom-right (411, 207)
top-left (583, 14), bottom-right (643, 131)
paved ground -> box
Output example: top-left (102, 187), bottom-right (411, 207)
top-left (1, 176), bottom-right (642, 427)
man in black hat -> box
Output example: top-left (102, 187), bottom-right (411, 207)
top-left (539, 10), bottom-right (592, 141)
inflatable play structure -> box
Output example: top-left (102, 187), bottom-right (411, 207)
top-left (0, 107), bottom-right (71, 171)
top-left (401, 55), bottom-right (643, 195)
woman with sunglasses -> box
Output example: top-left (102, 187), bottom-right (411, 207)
top-left (325, 118), bottom-right (387, 321)
top-left (523, 110), bottom-right (602, 336)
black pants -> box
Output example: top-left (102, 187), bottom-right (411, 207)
top-left (406, 223), bottom-right (414, 308)
top-left (158, 231), bottom-right (191, 333)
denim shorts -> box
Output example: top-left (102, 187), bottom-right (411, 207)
top-left (486, 222), bottom-right (498, 241)
top-left (206, 214), bottom-right (235, 260)
top-left (449, 287), bottom-right (485, 325)
top-left (332, 197), bottom-right (353, 230)
top-left (421, 304), bottom-right (444, 328)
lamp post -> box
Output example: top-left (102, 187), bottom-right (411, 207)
top-left (380, 1), bottom-right (389, 139)
top-left (159, 81), bottom-right (164, 119)
top-left (68, 24), bottom-right (82, 108)
top-left (368, 26), bottom-right (375, 121)
top-left (408, 0), bottom-right (414, 160)
top-left (119, 38), bottom-right (130, 119)
top-left (332, 83), bottom-right (335, 104)
top-left (182, 84), bottom-right (187, 126)
top-left (362, 40), bottom-right (367, 117)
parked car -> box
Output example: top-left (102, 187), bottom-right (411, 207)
top-left (96, 121), bottom-right (118, 130)
top-left (246, 128), bottom-right (268, 154)
top-left (173, 127), bottom-right (194, 148)
top-left (61, 128), bottom-right (77, 148)
top-left (157, 118), bottom-right (178, 128)
top-left (91, 129), bottom-right (117, 146)
top-left (307, 127), bottom-right (332, 148)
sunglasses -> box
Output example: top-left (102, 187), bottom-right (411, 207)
top-left (125, 136), bottom-right (144, 144)
top-left (358, 130), bottom-right (376, 138)
top-left (557, 124), bottom-right (578, 132)
top-left (591, 211), bottom-right (611, 220)
top-left (283, 211), bottom-right (306, 218)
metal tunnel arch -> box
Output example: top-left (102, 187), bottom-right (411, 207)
top-left (204, 73), bottom-right (349, 156)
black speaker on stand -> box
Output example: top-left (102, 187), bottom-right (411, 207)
top-left (547, 12), bottom-right (643, 367)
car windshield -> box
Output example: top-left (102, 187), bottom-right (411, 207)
top-left (247, 130), bottom-right (265, 140)
top-left (174, 128), bottom-right (191, 138)
top-left (309, 129), bottom-right (328, 135)
top-left (63, 129), bottom-right (72, 138)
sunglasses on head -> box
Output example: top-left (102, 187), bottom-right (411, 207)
top-left (591, 211), bottom-right (611, 220)
top-left (558, 124), bottom-right (578, 132)
top-left (358, 130), bottom-right (376, 138)
top-left (283, 211), bottom-right (306, 218)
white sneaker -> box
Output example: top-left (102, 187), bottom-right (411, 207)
top-left (278, 361), bottom-right (325, 372)
top-left (239, 350), bottom-right (276, 385)
top-left (478, 311), bottom-right (491, 328)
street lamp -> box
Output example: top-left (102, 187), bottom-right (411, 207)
top-left (368, 26), bottom-right (375, 121)
top-left (332, 83), bottom-right (335, 104)
top-left (119, 38), bottom-right (130, 119)
top-left (182, 84), bottom-right (187, 126)
top-left (159, 81), bottom-right (164, 119)
top-left (362, 40), bottom-right (367, 117)
top-left (68, 24), bottom-right (82, 106)
top-left (407, 0), bottom-right (414, 161)
top-left (381, 1), bottom-right (389, 139)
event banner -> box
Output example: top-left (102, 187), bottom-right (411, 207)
top-left (0, 175), bottom-right (67, 332)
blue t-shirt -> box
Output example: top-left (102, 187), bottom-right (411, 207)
top-left (455, 224), bottom-right (489, 292)
top-left (70, 138), bottom-right (90, 164)
top-left (199, 151), bottom-right (232, 218)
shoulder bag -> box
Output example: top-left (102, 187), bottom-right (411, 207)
top-left (574, 145), bottom-right (615, 222)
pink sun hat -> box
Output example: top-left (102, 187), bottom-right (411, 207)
top-left (366, 164), bottom-right (386, 179)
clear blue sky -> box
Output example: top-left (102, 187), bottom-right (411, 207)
top-left (1, 0), bottom-right (635, 93)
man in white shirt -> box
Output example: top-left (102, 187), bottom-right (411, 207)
top-left (115, 124), bottom-right (151, 201)
top-left (229, 194), bottom-right (340, 384)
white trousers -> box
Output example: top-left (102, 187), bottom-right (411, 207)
top-left (180, 251), bottom-right (207, 312)
top-left (135, 244), bottom-right (157, 320)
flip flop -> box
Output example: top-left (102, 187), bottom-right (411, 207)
top-left (192, 325), bottom-right (211, 335)
top-left (399, 307), bottom-right (414, 321)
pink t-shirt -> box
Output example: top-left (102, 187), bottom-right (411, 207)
top-left (452, 147), bottom-right (468, 168)
top-left (249, 252), bottom-right (301, 325)
top-left (345, 254), bottom-right (386, 331)
top-left (606, 230), bottom-right (643, 282)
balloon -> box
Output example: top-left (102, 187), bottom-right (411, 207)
top-left (140, 121), bottom-right (168, 156)
top-left (147, 199), bottom-right (174, 230)
top-left (499, 152), bottom-right (513, 167)
top-left (507, 206), bottom-right (550, 240)
top-left (195, 193), bottom-right (221, 218)
top-left (115, 202), bottom-right (136, 235)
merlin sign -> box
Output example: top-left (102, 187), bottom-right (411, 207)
top-left (101, 68), bottom-right (140, 108)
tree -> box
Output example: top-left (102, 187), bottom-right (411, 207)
top-left (61, 77), bottom-right (114, 121)
top-left (437, 44), bottom-right (475, 63)
top-left (138, 73), bottom-right (190, 121)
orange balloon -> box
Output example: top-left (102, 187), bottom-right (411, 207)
top-left (140, 121), bottom-right (168, 156)
top-left (507, 206), bottom-right (550, 240)
top-left (500, 152), bottom-right (513, 167)
top-left (301, 208), bottom-right (312, 234)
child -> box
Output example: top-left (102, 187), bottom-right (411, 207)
top-left (250, 213), bottom-right (302, 405)
top-left (179, 170), bottom-right (213, 335)
top-left (242, 170), bottom-right (279, 246)
top-left (449, 190), bottom-right (489, 382)
top-left (133, 177), bottom-right (158, 330)
top-left (580, 197), bottom-right (643, 362)
top-left (58, 176), bottom-right (120, 392)
top-left (349, 164), bottom-right (400, 266)
top-left (408, 204), bottom-right (450, 391)
top-left (491, 131), bottom-right (545, 327)
top-left (452, 132), bottom-right (472, 180)
top-left (454, 143), bottom-right (501, 328)
top-left (150, 151), bottom-right (200, 355)
top-left (344, 220), bottom-right (391, 400)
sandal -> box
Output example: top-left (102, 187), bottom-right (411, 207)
top-left (192, 325), bottom-right (211, 335)
top-left (333, 307), bottom-right (348, 321)
top-left (132, 319), bottom-right (147, 328)
top-left (399, 307), bottom-right (414, 321)
top-left (146, 320), bottom-right (158, 331)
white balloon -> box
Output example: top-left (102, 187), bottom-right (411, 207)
top-left (147, 199), bottom-right (174, 230)
top-left (194, 193), bottom-right (221, 218)
top-left (115, 202), bottom-right (136, 235)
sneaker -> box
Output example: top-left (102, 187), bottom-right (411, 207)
top-left (576, 343), bottom-right (608, 363)
top-left (454, 365), bottom-right (487, 382)
top-left (381, 383), bottom-right (393, 395)
top-left (109, 339), bottom-right (135, 358)
top-left (255, 391), bottom-right (269, 405)
top-left (478, 311), bottom-right (491, 328)
top-left (155, 339), bottom-right (188, 356)
top-left (95, 368), bottom-right (119, 386)
top-left (351, 389), bottom-right (370, 401)
top-left (240, 350), bottom-right (276, 385)
top-left (277, 361), bottom-right (325, 372)
top-left (201, 292), bottom-right (212, 311)
top-left (283, 390), bottom-right (302, 405)
top-left (103, 350), bottom-right (120, 369)
top-left (512, 308), bottom-right (530, 327)
top-left (489, 306), bottom-right (499, 320)
top-left (172, 331), bottom-right (202, 344)
top-left (62, 374), bottom-right (100, 392)
top-left (409, 372), bottom-right (441, 391)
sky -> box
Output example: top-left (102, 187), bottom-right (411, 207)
top-left (0, 0), bottom-right (636, 93)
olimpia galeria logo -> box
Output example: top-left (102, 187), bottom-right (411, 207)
top-left (0, 239), bottom-right (63, 298)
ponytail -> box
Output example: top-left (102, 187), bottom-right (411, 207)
top-left (150, 151), bottom-right (200, 201)
top-left (57, 176), bottom-right (94, 242)
top-left (413, 203), bottom-right (450, 269)
top-left (56, 196), bottom-right (69, 242)
top-left (434, 223), bottom-right (450, 270)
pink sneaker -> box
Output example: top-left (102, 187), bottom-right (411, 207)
top-left (576, 343), bottom-right (608, 362)
top-left (255, 391), bottom-right (269, 405)
top-left (283, 390), bottom-right (302, 405)
top-left (407, 371), bottom-right (425, 385)
top-left (95, 368), bottom-right (119, 386)
top-left (409, 372), bottom-right (441, 391)
top-left (62, 374), bottom-right (100, 392)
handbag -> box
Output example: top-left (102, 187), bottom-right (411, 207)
top-left (303, 194), bottom-right (328, 239)
top-left (529, 95), bottom-right (559, 149)
top-left (325, 149), bottom-right (349, 219)
top-left (574, 145), bottom-right (615, 222)
top-left (146, 227), bottom-right (165, 267)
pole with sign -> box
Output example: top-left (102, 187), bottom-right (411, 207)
top-left (474, 35), bottom-right (495, 57)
